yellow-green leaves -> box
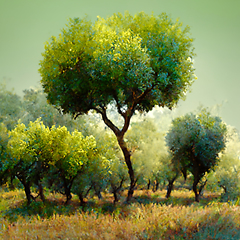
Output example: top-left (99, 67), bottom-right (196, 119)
top-left (7, 119), bottom-right (97, 180)
top-left (8, 119), bottom-right (51, 165)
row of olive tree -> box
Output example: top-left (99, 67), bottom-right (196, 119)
top-left (0, 119), bottom-right (129, 205)
top-left (0, 83), bottom-right (171, 203)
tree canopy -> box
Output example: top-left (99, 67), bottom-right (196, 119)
top-left (39, 12), bottom-right (197, 201)
top-left (39, 12), bottom-right (196, 116)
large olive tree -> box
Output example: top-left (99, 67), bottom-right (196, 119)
top-left (39, 12), bottom-right (196, 201)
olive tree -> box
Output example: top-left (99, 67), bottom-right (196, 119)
top-left (39, 12), bottom-right (196, 201)
top-left (0, 123), bottom-right (11, 186)
top-left (7, 119), bottom-right (53, 204)
top-left (0, 83), bottom-right (23, 130)
top-left (166, 109), bottom-right (227, 202)
top-left (47, 126), bottom-right (97, 204)
top-left (207, 126), bottom-right (240, 201)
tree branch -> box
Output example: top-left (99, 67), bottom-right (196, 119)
top-left (120, 86), bottom-right (155, 135)
top-left (135, 85), bottom-right (155, 104)
top-left (113, 94), bottom-right (125, 118)
top-left (93, 107), bottom-right (120, 136)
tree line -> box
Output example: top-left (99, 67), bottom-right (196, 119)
top-left (1, 83), bottom-right (239, 204)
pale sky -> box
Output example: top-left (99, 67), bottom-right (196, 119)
top-left (0, 0), bottom-right (239, 130)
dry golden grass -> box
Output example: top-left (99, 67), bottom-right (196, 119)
top-left (0, 189), bottom-right (240, 239)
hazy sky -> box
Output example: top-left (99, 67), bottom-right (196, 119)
top-left (0, 0), bottom-right (239, 130)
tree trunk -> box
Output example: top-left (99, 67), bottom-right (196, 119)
top-left (24, 182), bottom-right (32, 205)
top-left (93, 182), bottom-right (102, 200)
top-left (38, 182), bottom-right (45, 202)
top-left (155, 180), bottom-right (159, 192)
top-left (78, 193), bottom-right (86, 206)
top-left (96, 106), bottom-right (136, 202)
top-left (113, 190), bottom-right (119, 204)
top-left (193, 177), bottom-right (200, 202)
top-left (117, 136), bottom-right (135, 202)
top-left (9, 175), bottom-right (15, 190)
top-left (166, 181), bottom-right (174, 198)
top-left (111, 178), bottom-right (124, 204)
top-left (65, 188), bottom-right (72, 205)
top-left (199, 179), bottom-right (207, 196)
top-left (147, 179), bottom-right (151, 190)
top-left (21, 180), bottom-right (32, 205)
top-left (166, 174), bottom-right (178, 198)
top-left (63, 179), bottom-right (72, 205)
top-left (17, 175), bottom-right (32, 205)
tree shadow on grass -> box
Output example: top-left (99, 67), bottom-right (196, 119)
top-left (131, 190), bottom-right (221, 207)
top-left (2, 197), bottom-right (121, 222)
top-left (2, 190), bottom-right (221, 222)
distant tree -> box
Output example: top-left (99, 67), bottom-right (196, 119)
top-left (0, 83), bottom-right (23, 130)
top-left (22, 88), bottom-right (89, 133)
top-left (207, 125), bottom-right (240, 201)
top-left (39, 12), bottom-right (196, 201)
top-left (166, 109), bottom-right (227, 201)
top-left (126, 117), bottom-right (178, 196)
top-left (0, 123), bottom-right (11, 186)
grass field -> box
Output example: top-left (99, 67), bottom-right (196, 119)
top-left (0, 188), bottom-right (240, 239)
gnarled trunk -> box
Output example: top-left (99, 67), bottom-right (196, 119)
top-left (38, 182), bottom-right (45, 202)
top-left (63, 179), bottom-right (73, 205)
top-left (95, 106), bottom-right (137, 202)
top-left (193, 176), bottom-right (200, 202)
top-left (111, 178), bottom-right (124, 204)
top-left (117, 135), bottom-right (136, 202)
top-left (18, 176), bottom-right (32, 205)
top-left (147, 179), bottom-right (151, 190)
top-left (166, 174), bottom-right (178, 198)
top-left (78, 193), bottom-right (86, 206)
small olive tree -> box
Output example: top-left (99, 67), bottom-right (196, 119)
top-left (166, 109), bottom-right (227, 202)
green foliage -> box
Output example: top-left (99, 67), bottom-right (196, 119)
top-left (166, 109), bottom-right (227, 176)
top-left (98, 131), bottom-right (128, 199)
top-left (208, 126), bottom-right (240, 201)
top-left (5, 119), bottom-right (99, 203)
top-left (0, 123), bottom-right (10, 184)
top-left (22, 88), bottom-right (90, 134)
top-left (0, 123), bottom-right (8, 158)
top-left (48, 125), bottom-right (100, 203)
top-left (8, 119), bottom-right (52, 172)
top-left (39, 12), bottom-right (196, 116)
top-left (72, 128), bottom-right (128, 203)
top-left (0, 83), bottom-right (23, 130)
top-left (166, 108), bottom-right (227, 200)
top-left (50, 126), bottom-right (96, 178)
